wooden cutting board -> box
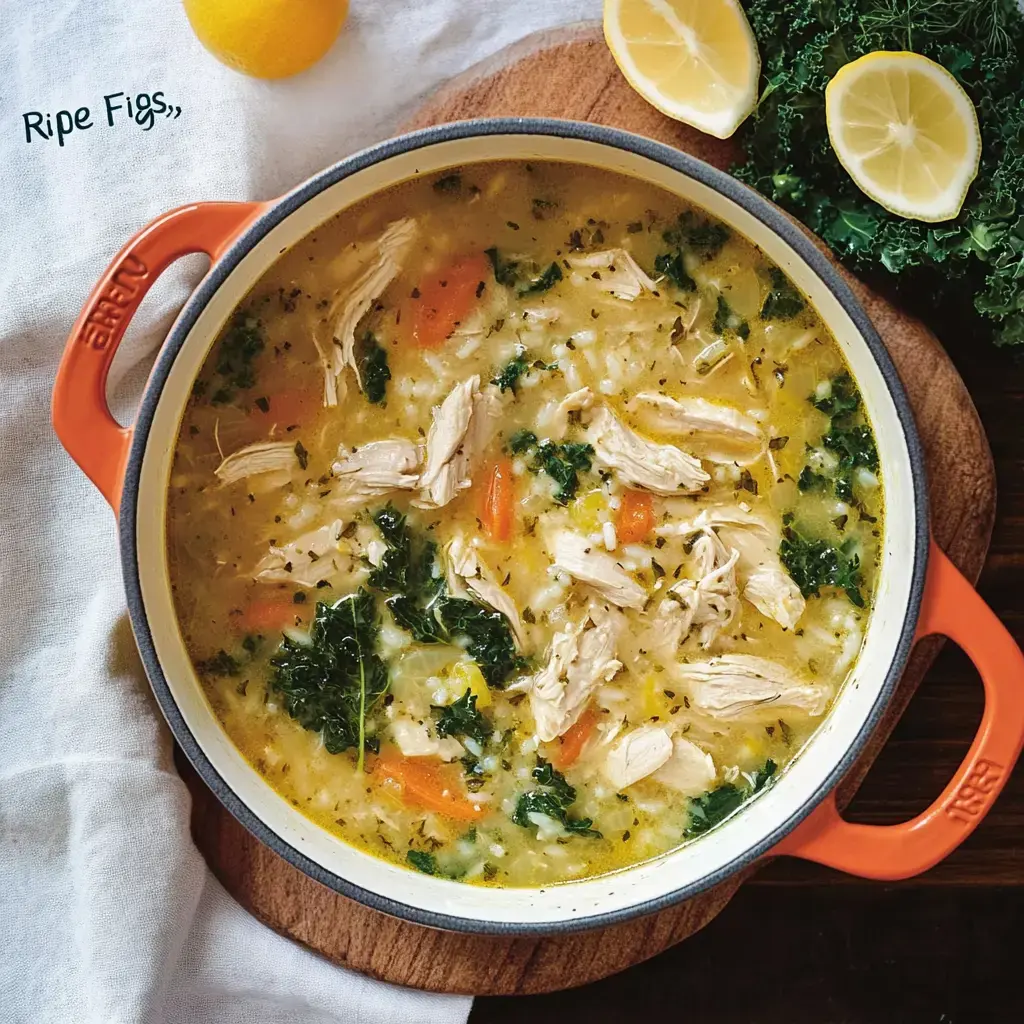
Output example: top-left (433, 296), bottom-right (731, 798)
top-left (180, 22), bottom-right (997, 996)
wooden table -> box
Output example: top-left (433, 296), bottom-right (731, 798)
top-left (471, 290), bottom-right (1024, 1022)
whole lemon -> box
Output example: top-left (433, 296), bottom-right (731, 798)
top-left (183, 0), bottom-right (349, 80)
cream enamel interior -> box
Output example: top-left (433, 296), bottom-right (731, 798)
top-left (133, 131), bottom-right (919, 929)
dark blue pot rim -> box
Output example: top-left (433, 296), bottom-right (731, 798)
top-left (120, 117), bottom-right (930, 938)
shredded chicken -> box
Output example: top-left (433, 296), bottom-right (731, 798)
top-left (215, 441), bottom-right (300, 487)
top-left (417, 377), bottom-right (502, 508)
top-left (549, 529), bottom-right (647, 610)
top-left (653, 526), bottom-right (740, 651)
top-left (254, 519), bottom-right (356, 588)
top-left (527, 604), bottom-right (622, 742)
top-left (331, 438), bottom-right (421, 506)
top-left (603, 725), bottom-right (674, 789)
top-left (569, 249), bottom-right (657, 301)
top-left (676, 654), bottom-right (831, 719)
top-left (628, 393), bottom-right (764, 465)
top-left (539, 386), bottom-right (594, 439)
top-left (587, 406), bottom-right (709, 494)
top-left (703, 507), bottom-right (805, 629)
top-left (389, 717), bottom-right (463, 762)
top-left (445, 534), bottom-right (526, 646)
top-left (652, 737), bottom-right (718, 796)
top-left (318, 217), bottom-right (418, 407)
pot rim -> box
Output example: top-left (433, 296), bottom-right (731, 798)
top-left (119, 117), bottom-right (930, 935)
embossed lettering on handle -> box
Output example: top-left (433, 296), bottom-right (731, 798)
top-left (773, 540), bottom-right (1024, 880)
top-left (53, 201), bottom-right (268, 513)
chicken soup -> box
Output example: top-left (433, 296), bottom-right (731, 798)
top-left (167, 161), bottom-right (883, 886)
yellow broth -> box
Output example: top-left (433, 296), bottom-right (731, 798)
top-left (167, 161), bottom-right (883, 886)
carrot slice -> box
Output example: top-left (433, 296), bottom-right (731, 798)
top-left (549, 707), bottom-right (599, 770)
top-left (408, 252), bottom-right (490, 349)
top-left (616, 489), bottom-right (655, 545)
top-left (479, 457), bottom-right (516, 542)
top-left (373, 754), bottom-right (486, 822)
top-left (235, 597), bottom-right (306, 634)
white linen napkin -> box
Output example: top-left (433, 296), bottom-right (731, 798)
top-left (0, 2), bottom-right (599, 1021)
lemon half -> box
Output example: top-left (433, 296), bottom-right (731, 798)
top-left (603, 0), bottom-right (760, 140)
top-left (825, 51), bottom-right (981, 223)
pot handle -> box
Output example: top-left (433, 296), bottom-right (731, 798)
top-left (52, 201), bottom-right (266, 515)
top-left (774, 539), bottom-right (1024, 878)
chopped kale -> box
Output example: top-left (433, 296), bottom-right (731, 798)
top-left (366, 506), bottom-right (521, 682)
top-left (438, 598), bottom-right (523, 689)
top-left (780, 523), bottom-right (865, 607)
top-left (685, 783), bottom-right (744, 836)
top-left (492, 350), bottom-right (531, 394)
top-left (752, 758), bottom-right (778, 792)
top-left (822, 422), bottom-right (879, 502)
top-left (521, 262), bottom-right (563, 295)
top-left (713, 295), bottom-right (750, 340)
top-left (208, 314), bottom-right (264, 404)
top-left (686, 757), bottom-right (779, 836)
top-left (663, 210), bottom-right (730, 258)
top-left (194, 650), bottom-right (240, 677)
top-left (508, 431), bottom-right (594, 504)
top-left (512, 757), bottom-right (602, 838)
top-left (654, 250), bottom-right (697, 292)
top-left (813, 373), bottom-right (861, 419)
top-left (797, 466), bottom-right (828, 493)
top-left (367, 504), bottom-right (410, 593)
top-left (367, 505), bottom-right (448, 643)
top-left (760, 266), bottom-right (805, 320)
top-left (803, 374), bottom-right (879, 502)
top-left (355, 331), bottom-right (391, 405)
top-left (269, 590), bottom-right (389, 765)
top-left (434, 688), bottom-right (492, 746)
top-left (507, 429), bottom-right (538, 455)
top-left (484, 247), bottom-right (520, 287)
top-left (406, 850), bottom-right (438, 875)
top-left (485, 247), bottom-right (563, 295)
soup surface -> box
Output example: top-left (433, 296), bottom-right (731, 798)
top-left (168, 160), bottom-right (883, 887)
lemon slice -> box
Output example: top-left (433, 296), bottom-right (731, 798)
top-left (825, 51), bottom-right (981, 222)
top-left (603, 0), bottom-right (760, 139)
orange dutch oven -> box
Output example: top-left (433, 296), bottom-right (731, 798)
top-left (51, 122), bottom-right (1024, 933)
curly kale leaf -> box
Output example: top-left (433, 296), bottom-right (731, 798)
top-left (433, 688), bottom-right (492, 746)
top-left (269, 590), bottom-right (388, 759)
top-left (366, 506), bottom-right (522, 683)
top-left (508, 430), bottom-right (594, 504)
top-left (804, 373), bottom-right (879, 502)
top-left (354, 331), bottom-right (390, 405)
top-left (437, 598), bottom-right (524, 688)
top-left (780, 522), bottom-right (865, 607)
top-left (713, 295), bottom-right (750, 340)
top-left (735, 0), bottom-right (1024, 348)
top-left (760, 266), bottom-right (806, 319)
top-left (512, 757), bottom-right (602, 838)
top-left (485, 247), bottom-right (563, 295)
top-left (208, 314), bottom-right (264, 404)
top-left (685, 758), bottom-right (778, 837)
top-left (654, 250), bottom-right (697, 292)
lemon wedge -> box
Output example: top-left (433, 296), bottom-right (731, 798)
top-left (825, 51), bottom-right (981, 222)
top-left (183, 0), bottom-right (349, 80)
top-left (603, 0), bottom-right (760, 139)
